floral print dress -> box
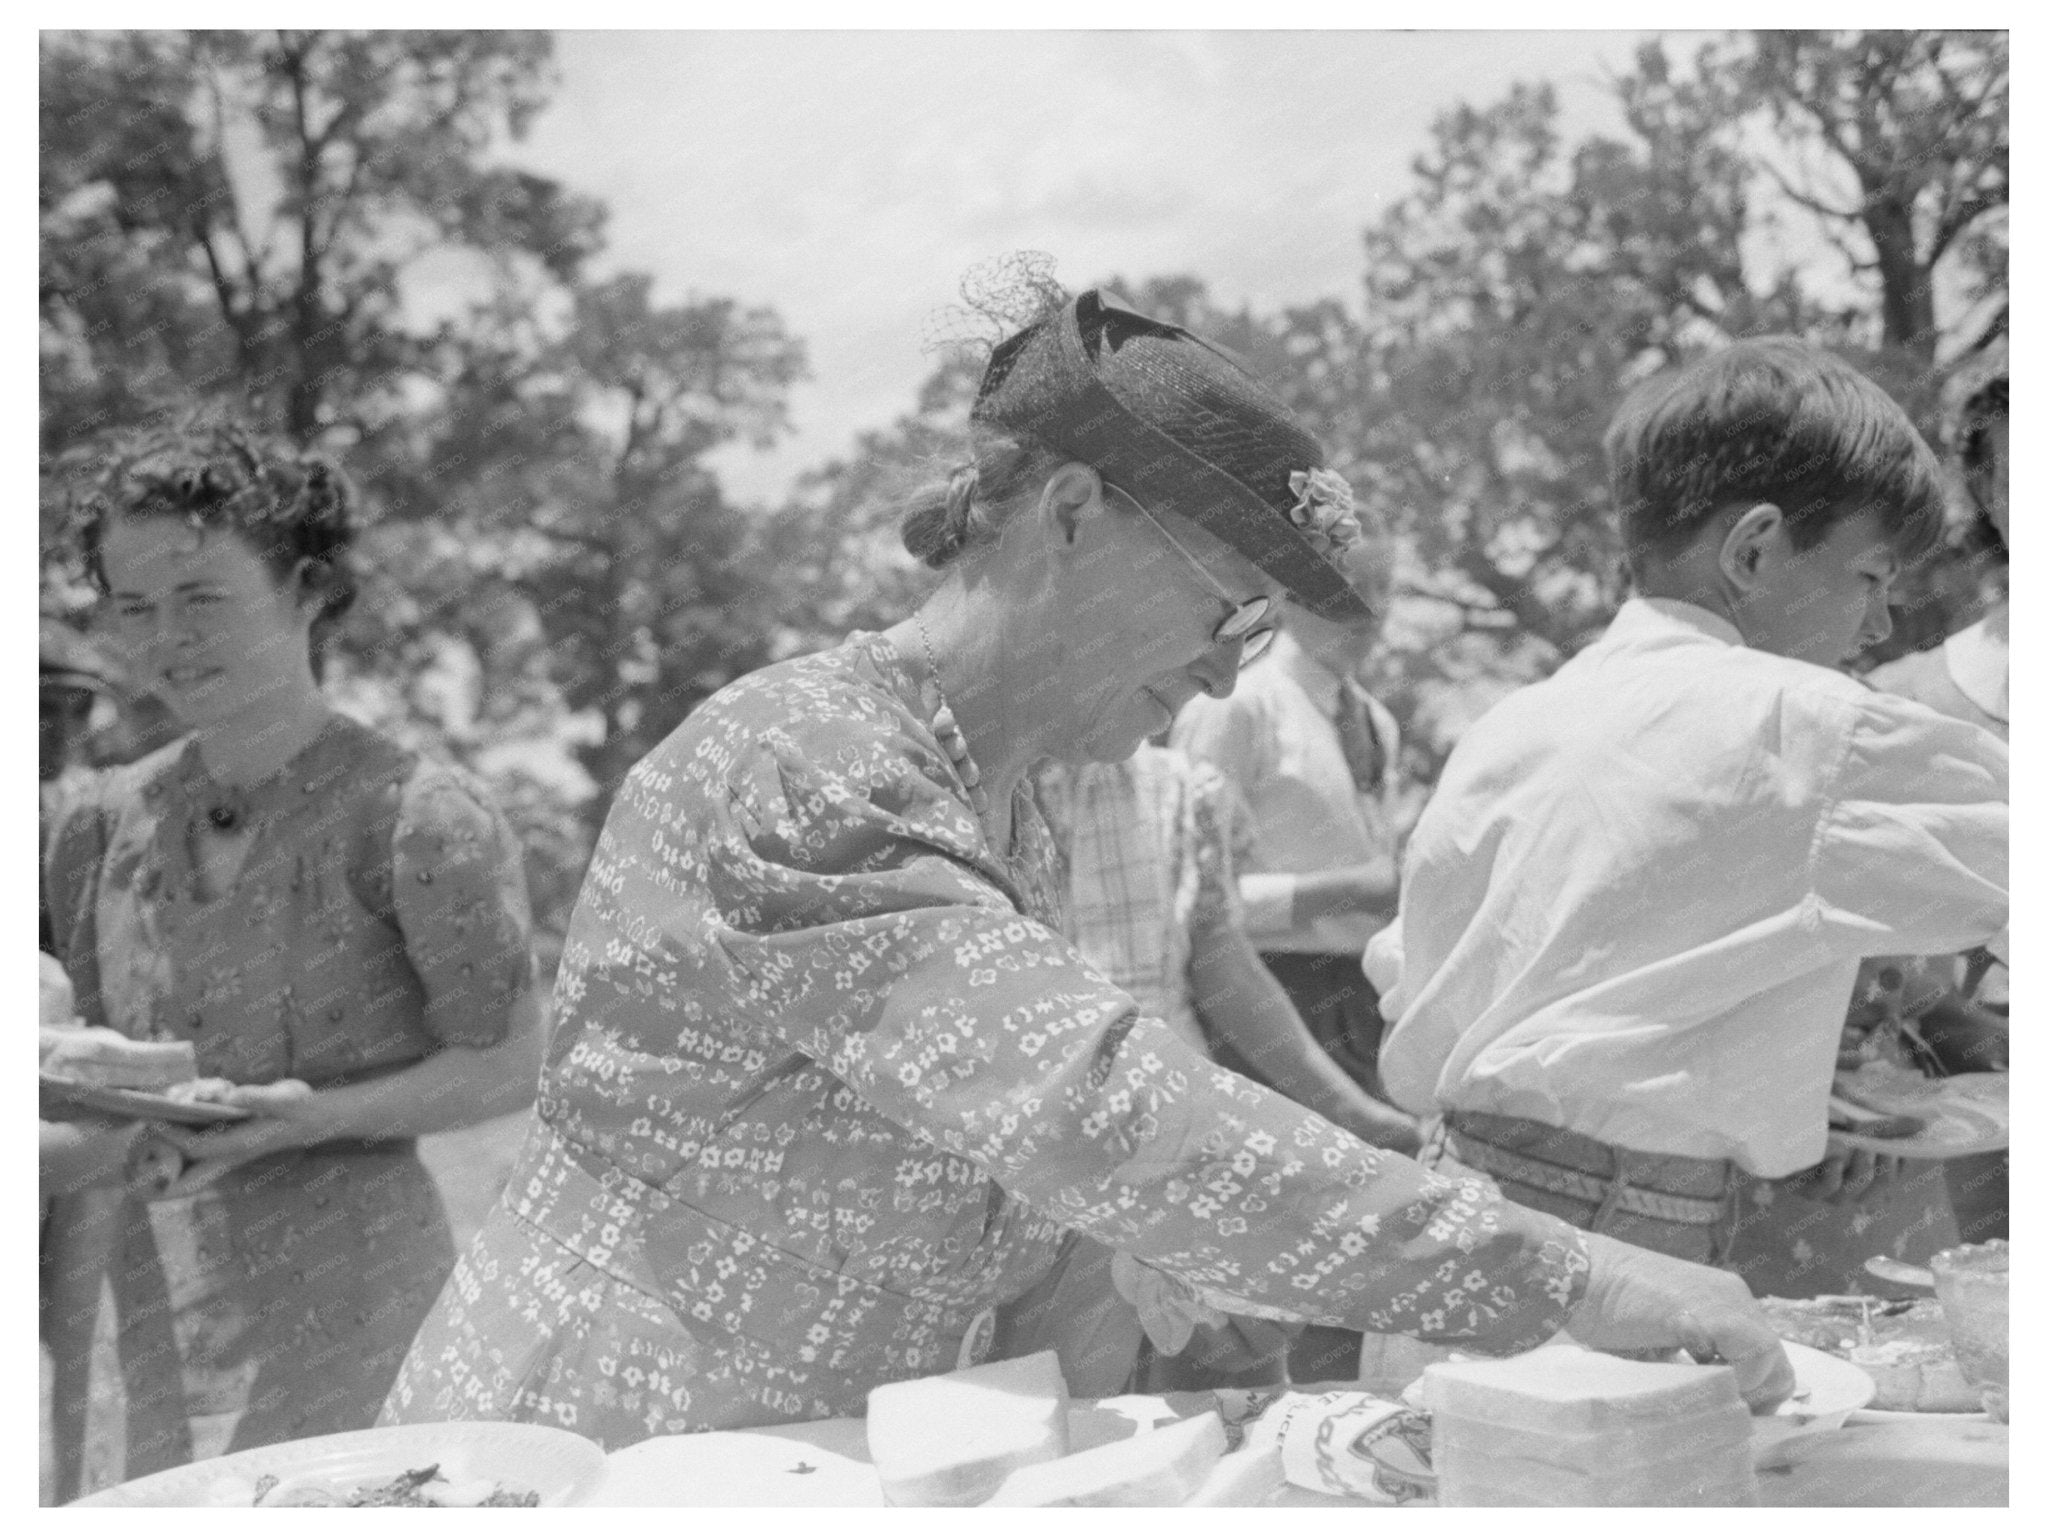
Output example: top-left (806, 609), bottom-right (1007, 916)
top-left (42, 715), bottom-right (535, 1479)
top-left (383, 634), bottom-right (1589, 1449)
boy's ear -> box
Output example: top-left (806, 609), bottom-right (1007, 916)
top-left (1717, 503), bottom-right (1785, 593)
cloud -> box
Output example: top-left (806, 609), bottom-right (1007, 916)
top-left (506, 30), bottom-right (1665, 501)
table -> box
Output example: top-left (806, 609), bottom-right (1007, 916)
top-left (589, 1396), bottom-right (2009, 1507)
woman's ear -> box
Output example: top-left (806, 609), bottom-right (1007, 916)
top-left (1717, 503), bottom-right (1784, 593)
top-left (1038, 461), bottom-right (1106, 550)
top-left (288, 558), bottom-right (326, 621)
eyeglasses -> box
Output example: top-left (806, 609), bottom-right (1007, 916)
top-left (1106, 484), bottom-right (1276, 664)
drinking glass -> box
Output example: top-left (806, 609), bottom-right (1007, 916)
top-left (1931, 1240), bottom-right (2008, 1422)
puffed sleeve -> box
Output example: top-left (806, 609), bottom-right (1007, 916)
top-left (391, 764), bottom-right (538, 1047)
top-left (650, 680), bottom-right (1589, 1350)
top-left (1810, 692), bottom-right (2008, 961)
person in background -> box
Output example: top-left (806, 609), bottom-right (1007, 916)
top-left (39, 627), bottom-right (133, 1503)
top-left (43, 420), bottom-right (543, 1484)
top-left (1369, 338), bottom-right (2008, 1270)
top-left (1865, 371), bottom-right (2010, 1246)
top-left (1169, 604), bottom-right (1415, 1139)
top-left (39, 951), bottom-right (144, 1505)
top-left (1002, 741), bottom-right (1421, 1393)
top-left (1171, 553), bottom-right (1416, 1386)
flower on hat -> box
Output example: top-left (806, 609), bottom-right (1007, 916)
top-left (1286, 467), bottom-right (1365, 560)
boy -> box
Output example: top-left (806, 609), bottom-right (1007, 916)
top-left (1366, 337), bottom-right (2009, 1263)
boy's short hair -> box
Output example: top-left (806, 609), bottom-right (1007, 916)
top-left (1604, 337), bottom-right (1946, 575)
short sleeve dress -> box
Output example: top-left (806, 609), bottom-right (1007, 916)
top-left (381, 634), bottom-right (1587, 1449)
top-left (42, 714), bottom-right (535, 1480)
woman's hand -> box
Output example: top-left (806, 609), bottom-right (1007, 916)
top-left (148, 1081), bottom-right (325, 1198)
top-left (1566, 1232), bottom-right (1794, 1413)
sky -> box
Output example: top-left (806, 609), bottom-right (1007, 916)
top-left (490, 30), bottom-right (1705, 502)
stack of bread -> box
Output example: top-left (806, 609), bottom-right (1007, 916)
top-left (1424, 1349), bottom-right (1759, 1506)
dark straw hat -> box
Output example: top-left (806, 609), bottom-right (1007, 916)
top-left (972, 288), bottom-right (1373, 623)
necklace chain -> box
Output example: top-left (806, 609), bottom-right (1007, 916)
top-left (912, 612), bottom-right (993, 823)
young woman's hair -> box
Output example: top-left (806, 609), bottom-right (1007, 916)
top-left (898, 426), bottom-right (1064, 569)
top-left (1957, 374), bottom-right (2008, 560)
top-left (79, 417), bottom-right (359, 631)
top-left (1603, 337), bottom-right (1947, 575)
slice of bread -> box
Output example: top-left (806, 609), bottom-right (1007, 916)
top-left (985, 1412), bottom-right (1227, 1506)
top-left (43, 1035), bottom-right (198, 1091)
top-left (1422, 1350), bottom-right (1747, 1432)
top-left (865, 1349), bottom-right (1070, 1506)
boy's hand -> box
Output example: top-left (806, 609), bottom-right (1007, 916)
top-left (1779, 1139), bottom-right (1901, 1205)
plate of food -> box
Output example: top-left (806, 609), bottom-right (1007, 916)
top-left (39, 1073), bottom-right (253, 1127)
top-left (1827, 1065), bottom-right (2007, 1158)
top-left (71, 1421), bottom-right (607, 1507)
top-left (1758, 1295), bottom-right (1981, 1415)
top-left (38, 1031), bottom-right (254, 1126)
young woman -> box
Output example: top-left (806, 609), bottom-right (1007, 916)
top-left (43, 422), bottom-right (543, 1480)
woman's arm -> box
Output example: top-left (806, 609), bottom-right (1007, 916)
top-left (155, 988), bottom-right (543, 1178)
top-left (1188, 916), bottom-right (1419, 1154)
top-left (1275, 858), bottom-right (1401, 927)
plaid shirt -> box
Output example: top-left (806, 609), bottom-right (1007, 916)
top-left (1033, 745), bottom-right (1250, 1057)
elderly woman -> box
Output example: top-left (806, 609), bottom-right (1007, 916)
top-left (384, 288), bottom-right (1789, 1446)
top-left (43, 422), bottom-right (542, 1479)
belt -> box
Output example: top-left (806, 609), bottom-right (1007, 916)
top-left (1437, 1115), bottom-right (1732, 1229)
top-left (508, 1123), bottom-right (985, 1383)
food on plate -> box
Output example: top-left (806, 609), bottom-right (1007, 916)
top-left (40, 1031), bottom-right (197, 1091)
top-left (864, 1349), bottom-right (1071, 1506)
top-left (163, 1077), bottom-right (240, 1106)
top-left (1826, 1094), bottom-right (1924, 1139)
top-left (985, 1411), bottom-right (1227, 1506)
top-left (1759, 1295), bottom-right (1977, 1412)
top-left (197, 1465), bottom-right (539, 1507)
top-left (1423, 1351), bottom-right (1758, 1506)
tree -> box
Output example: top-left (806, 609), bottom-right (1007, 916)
top-left (1329, 31), bottom-right (2006, 770)
top-left (1740, 30), bottom-right (2007, 363)
top-left (40, 30), bottom-right (605, 449)
top-left (400, 273), bottom-right (808, 803)
top-left (38, 30), bottom-right (810, 950)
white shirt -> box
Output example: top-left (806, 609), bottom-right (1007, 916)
top-left (1171, 629), bottom-right (1402, 955)
top-left (1366, 598), bottom-right (2008, 1177)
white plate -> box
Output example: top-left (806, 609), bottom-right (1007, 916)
top-left (1848, 1406), bottom-right (1992, 1425)
top-left (39, 1072), bottom-right (252, 1126)
top-left (594, 1420), bottom-right (880, 1506)
top-left (1769, 1341), bottom-right (1876, 1432)
top-left (73, 1421), bottom-right (607, 1507)
top-left (1829, 1071), bottom-right (2008, 1158)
